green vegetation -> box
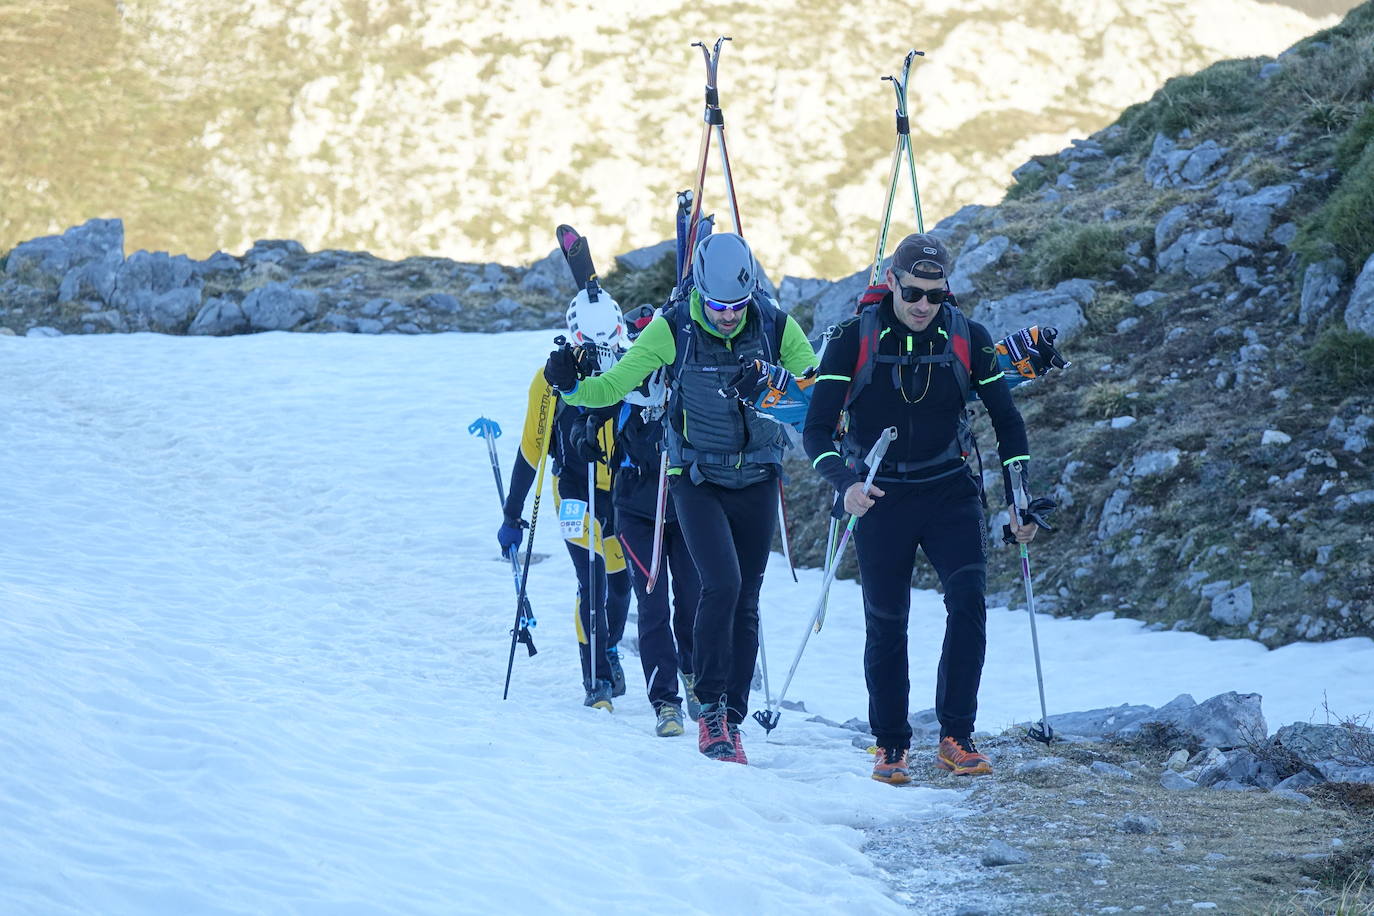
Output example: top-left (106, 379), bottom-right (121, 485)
top-left (1300, 134), bottom-right (1374, 276)
top-left (1116, 59), bottom-right (1264, 143)
top-left (601, 253), bottom-right (678, 310)
top-left (1307, 328), bottom-right (1374, 387)
top-left (1335, 105), bottom-right (1374, 174)
top-left (1028, 222), bottom-right (1124, 286)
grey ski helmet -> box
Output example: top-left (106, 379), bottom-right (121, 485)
top-left (691, 232), bottom-right (758, 306)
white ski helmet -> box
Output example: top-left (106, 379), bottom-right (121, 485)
top-left (691, 231), bottom-right (758, 306)
top-left (565, 287), bottom-right (628, 372)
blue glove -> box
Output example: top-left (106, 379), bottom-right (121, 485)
top-left (498, 517), bottom-right (527, 558)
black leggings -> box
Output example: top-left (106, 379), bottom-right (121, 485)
top-left (565, 540), bottom-right (631, 686)
top-left (618, 513), bottom-right (700, 709)
top-left (671, 477), bottom-right (777, 724)
top-left (853, 471), bottom-right (988, 749)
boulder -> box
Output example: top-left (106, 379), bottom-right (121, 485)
top-left (972, 280), bottom-right (1090, 341)
top-left (1157, 228), bottom-right (1251, 278)
top-left (418, 293), bottom-right (462, 315)
top-left (1210, 582), bottom-right (1253, 626)
top-left (778, 276), bottom-right (829, 313)
top-left (614, 239), bottom-right (674, 272)
top-left (1300, 258), bottom-right (1346, 327)
top-left (189, 297), bottom-right (250, 336)
top-left (240, 282), bottom-right (320, 331)
top-left (810, 266), bottom-right (869, 333)
top-left (1272, 722), bottom-right (1374, 774)
top-left (1344, 252), bottom-right (1374, 337)
top-left (1145, 134), bottom-right (1230, 188)
top-left (949, 235), bottom-right (1011, 299)
top-left (1223, 184), bottom-right (1295, 246)
top-left (522, 247), bottom-right (579, 301)
top-left (1038, 703), bottom-right (1156, 738)
top-left (1114, 691), bottom-right (1266, 749)
top-left (1154, 204), bottom-right (1195, 253)
top-left (4, 218), bottom-right (124, 290)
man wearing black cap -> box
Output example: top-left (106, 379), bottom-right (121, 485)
top-left (802, 232), bottom-right (1040, 784)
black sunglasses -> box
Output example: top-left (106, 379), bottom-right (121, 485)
top-left (896, 281), bottom-right (951, 305)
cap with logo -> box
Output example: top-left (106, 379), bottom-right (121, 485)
top-left (892, 233), bottom-right (950, 280)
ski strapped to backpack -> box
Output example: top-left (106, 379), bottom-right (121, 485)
top-left (871, 49), bottom-right (928, 287)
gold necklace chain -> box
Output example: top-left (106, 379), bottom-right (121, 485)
top-left (899, 335), bottom-right (935, 404)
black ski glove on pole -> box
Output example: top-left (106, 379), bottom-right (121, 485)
top-left (569, 414), bottom-right (605, 463)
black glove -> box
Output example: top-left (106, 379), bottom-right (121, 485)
top-left (720, 357), bottom-right (793, 408)
top-left (569, 415), bottom-right (604, 463)
top-left (544, 347), bottom-right (577, 391)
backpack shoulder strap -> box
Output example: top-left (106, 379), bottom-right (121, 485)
top-left (841, 305), bottom-right (882, 412)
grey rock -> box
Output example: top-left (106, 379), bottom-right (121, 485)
top-left (1132, 448), bottom-right (1181, 478)
top-left (1145, 134), bottom-right (1230, 188)
top-left (1300, 258), bottom-right (1347, 327)
top-left (907, 707), bottom-right (942, 739)
top-left (1097, 487), bottom-right (1153, 540)
top-left (1334, 490), bottom-right (1374, 512)
top-left (241, 282), bottom-right (320, 331)
top-left (109, 250), bottom-right (202, 330)
top-left (1039, 704), bottom-right (1155, 738)
top-left (492, 296), bottom-right (522, 316)
top-left (1091, 761), bottom-right (1135, 780)
top-left (522, 247), bottom-right (579, 301)
top-left (1119, 814), bottom-right (1162, 834)
top-left (1259, 61), bottom-right (1283, 80)
top-left (189, 297), bottom-right (249, 336)
top-left (931, 204), bottom-right (985, 239)
top-left (972, 282), bottom-right (1088, 341)
top-left (1116, 316), bottom-right (1140, 334)
top-left (949, 236), bottom-right (1010, 299)
top-left (25, 326), bottom-right (62, 337)
top-left (1272, 222), bottom-right (1298, 247)
top-left (194, 251), bottom-right (242, 274)
top-left (360, 298), bottom-right (390, 317)
top-left (1181, 141), bottom-right (1229, 184)
top-left (614, 239), bottom-right (674, 272)
top-left (1134, 291), bottom-right (1166, 308)
top-left (482, 262), bottom-right (505, 284)
top-left (1115, 691), bottom-right (1266, 749)
top-left (1161, 771), bottom-right (1198, 790)
top-left (1276, 771), bottom-right (1322, 792)
top-left (981, 839), bottom-right (1029, 867)
top-left (244, 239), bottom-right (306, 261)
top-left (1158, 228), bottom-right (1251, 278)
top-left (1102, 207), bottom-right (1124, 221)
top-left (1155, 204), bottom-right (1195, 253)
top-left (1213, 780), bottom-right (1260, 792)
top-left (355, 318), bottom-right (385, 334)
top-left (1314, 762), bottom-right (1374, 783)
top-left (466, 280), bottom-right (500, 296)
top-left (1273, 788), bottom-right (1313, 805)
top-left (851, 734), bottom-right (875, 750)
top-left (418, 293), bottom-right (462, 315)
top-left (1198, 749), bottom-right (1281, 789)
top-left (1012, 159), bottom-right (1046, 183)
top-left (1223, 184), bottom-right (1295, 246)
top-left (1210, 583), bottom-right (1254, 626)
top-left (778, 276), bottom-right (829, 313)
top-left (126, 286), bottom-right (202, 332)
top-left (811, 266), bottom-right (869, 333)
top-left (5, 218), bottom-right (124, 288)
top-left (1345, 252), bottom-right (1374, 336)
top-left (1273, 722), bottom-right (1374, 771)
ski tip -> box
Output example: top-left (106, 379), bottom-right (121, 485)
top-left (556, 224), bottom-right (581, 249)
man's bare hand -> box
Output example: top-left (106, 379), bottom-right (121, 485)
top-left (844, 481), bottom-right (885, 517)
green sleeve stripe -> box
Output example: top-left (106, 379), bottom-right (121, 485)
top-left (667, 466), bottom-right (683, 476)
top-left (879, 327), bottom-right (891, 340)
top-left (815, 374), bottom-right (851, 383)
top-left (811, 450), bottom-right (840, 468)
top-left (979, 372), bottom-right (1005, 385)
top-left (1002, 454), bottom-right (1031, 466)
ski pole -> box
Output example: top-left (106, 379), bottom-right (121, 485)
top-left (469, 418), bottom-right (539, 651)
top-left (754, 427), bottom-right (897, 733)
top-left (776, 482), bottom-right (798, 583)
top-left (503, 387), bottom-right (554, 699)
top-left (587, 458), bottom-right (599, 693)
top-left (1003, 460), bottom-right (1055, 744)
top-left (812, 515), bottom-right (840, 633)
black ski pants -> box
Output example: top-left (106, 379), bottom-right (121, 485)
top-left (565, 540), bottom-right (631, 686)
top-left (853, 471), bottom-right (988, 750)
top-left (671, 477), bottom-right (777, 724)
top-left (617, 513), bottom-right (700, 710)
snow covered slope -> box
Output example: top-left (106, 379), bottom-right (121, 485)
top-left (1, 329), bottom-right (1370, 913)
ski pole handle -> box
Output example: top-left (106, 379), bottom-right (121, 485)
top-left (468, 417), bottom-right (502, 439)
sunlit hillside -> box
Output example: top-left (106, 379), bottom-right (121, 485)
top-left (0, 0), bottom-right (1354, 277)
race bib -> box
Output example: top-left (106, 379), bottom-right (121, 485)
top-left (559, 499), bottom-right (588, 540)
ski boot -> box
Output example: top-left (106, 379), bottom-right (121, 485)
top-left (654, 703), bottom-right (685, 737)
top-left (697, 702), bottom-right (737, 762)
top-left (606, 647), bottom-right (626, 698)
top-left (936, 735), bottom-right (992, 775)
top-left (583, 678), bottom-right (613, 712)
top-left (680, 672), bottom-right (702, 722)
